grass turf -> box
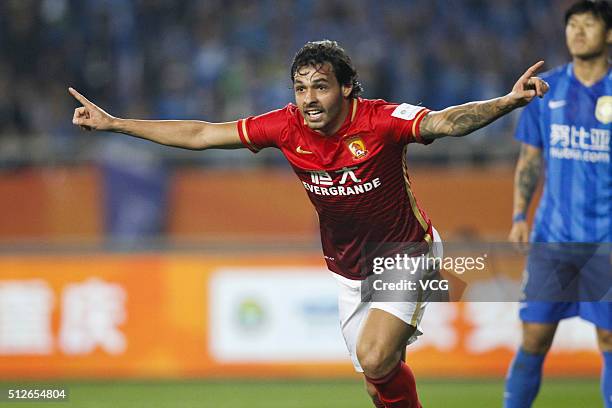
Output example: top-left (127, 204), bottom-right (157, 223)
top-left (0, 378), bottom-right (601, 407)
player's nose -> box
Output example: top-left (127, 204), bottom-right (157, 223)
top-left (304, 88), bottom-right (318, 103)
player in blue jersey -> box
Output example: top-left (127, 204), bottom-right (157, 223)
top-left (504, 1), bottom-right (612, 407)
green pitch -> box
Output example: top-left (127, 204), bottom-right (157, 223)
top-left (0, 378), bottom-right (601, 407)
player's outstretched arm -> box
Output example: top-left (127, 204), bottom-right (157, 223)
top-left (509, 143), bottom-right (542, 244)
top-left (420, 61), bottom-right (549, 140)
top-left (68, 87), bottom-right (242, 150)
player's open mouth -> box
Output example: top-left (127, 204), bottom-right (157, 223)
top-left (305, 110), bottom-right (324, 120)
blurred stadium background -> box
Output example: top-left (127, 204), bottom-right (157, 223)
top-left (0, 0), bottom-right (604, 406)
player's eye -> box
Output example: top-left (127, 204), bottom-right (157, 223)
top-left (317, 85), bottom-right (328, 91)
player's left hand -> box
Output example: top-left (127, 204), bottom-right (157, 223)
top-left (507, 61), bottom-right (549, 107)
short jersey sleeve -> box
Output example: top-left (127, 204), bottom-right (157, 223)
top-left (371, 101), bottom-right (431, 145)
top-left (514, 98), bottom-right (543, 148)
top-left (237, 106), bottom-right (289, 153)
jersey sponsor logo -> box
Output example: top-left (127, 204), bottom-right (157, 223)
top-left (303, 166), bottom-right (382, 196)
top-left (302, 178), bottom-right (382, 196)
top-left (548, 99), bottom-right (566, 109)
top-left (595, 96), bottom-right (612, 124)
top-left (345, 136), bottom-right (368, 159)
top-left (549, 124), bottom-right (610, 163)
top-left (296, 146), bottom-right (313, 154)
top-left (391, 103), bottom-right (422, 121)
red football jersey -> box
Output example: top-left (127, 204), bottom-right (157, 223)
top-left (237, 98), bottom-right (434, 280)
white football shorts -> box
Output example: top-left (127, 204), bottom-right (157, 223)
top-left (332, 228), bottom-right (443, 372)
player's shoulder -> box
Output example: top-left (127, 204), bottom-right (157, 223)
top-left (357, 98), bottom-right (400, 111)
top-left (353, 98), bottom-right (394, 129)
top-left (604, 66), bottom-right (612, 84)
top-left (521, 64), bottom-right (570, 114)
top-left (357, 98), bottom-right (425, 119)
top-left (252, 103), bottom-right (297, 120)
top-left (247, 104), bottom-right (302, 133)
top-left (539, 63), bottom-right (571, 85)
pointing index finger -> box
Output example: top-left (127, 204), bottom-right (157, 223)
top-left (522, 60), bottom-right (545, 80)
top-left (68, 87), bottom-right (93, 107)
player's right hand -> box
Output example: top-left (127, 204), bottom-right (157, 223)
top-left (68, 87), bottom-right (115, 131)
top-left (509, 221), bottom-right (529, 250)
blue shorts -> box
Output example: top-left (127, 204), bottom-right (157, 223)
top-left (520, 243), bottom-right (612, 329)
top-left (519, 301), bottom-right (612, 330)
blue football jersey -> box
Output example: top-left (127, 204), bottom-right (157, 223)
top-left (515, 63), bottom-right (612, 243)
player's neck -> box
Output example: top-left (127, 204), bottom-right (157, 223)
top-left (572, 54), bottom-right (610, 86)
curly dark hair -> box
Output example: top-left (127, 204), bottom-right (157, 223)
top-left (290, 40), bottom-right (363, 98)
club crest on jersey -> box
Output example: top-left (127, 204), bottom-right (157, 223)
top-left (595, 96), bottom-right (612, 124)
top-left (346, 136), bottom-right (368, 159)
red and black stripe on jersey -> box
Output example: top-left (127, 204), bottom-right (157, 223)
top-left (238, 98), bottom-right (433, 280)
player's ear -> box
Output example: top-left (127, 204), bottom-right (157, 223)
top-left (606, 28), bottom-right (612, 45)
top-left (341, 84), bottom-right (353, 98)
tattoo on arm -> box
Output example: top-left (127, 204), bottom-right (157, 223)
top-left (514, 144), bottom-right (542, 215)
top-left (420, 97), bottom-right (514, 139)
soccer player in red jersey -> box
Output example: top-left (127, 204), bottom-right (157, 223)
top-left (70, 40), bottom-right (548, 408)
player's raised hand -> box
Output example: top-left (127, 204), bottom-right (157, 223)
top-left (68, 87), bottom-right (115, 131)
top-left (507, 61), bottom-right (549, 107)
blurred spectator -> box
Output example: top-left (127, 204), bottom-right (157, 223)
top-left (2, 0), bottom-right (570, 167)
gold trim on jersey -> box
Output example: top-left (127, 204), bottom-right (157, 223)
top-left (411, 109), bottom-right (429, 140)
top-left (241, 119), bottom-right (259, 152)
top-left (350, 98), bottom-right (358, 122)
top-left (402, 145), bottom-right (432, 244)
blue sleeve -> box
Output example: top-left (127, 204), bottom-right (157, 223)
top-left (514, 98), bottom-right (543, 148)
